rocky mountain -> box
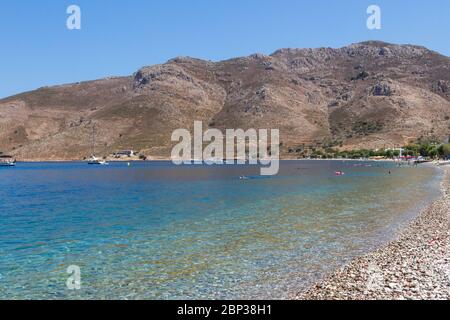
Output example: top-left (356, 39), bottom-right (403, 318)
top-left (1, 41), bottom-right (449, 160)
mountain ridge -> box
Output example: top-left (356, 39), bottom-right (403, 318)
top-left (1, 41), bottom-right (449, 160)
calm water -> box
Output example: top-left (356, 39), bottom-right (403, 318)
top-left (0, 161), bottom-right (441, 299)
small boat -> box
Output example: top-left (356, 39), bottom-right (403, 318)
top-left (87, 156), bottom-right (108, 165)
top-left (0, 155), bottom-right (16, 167)
top-left (87, 124), bottom-right (108, 165)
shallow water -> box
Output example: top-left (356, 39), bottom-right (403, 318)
top-left (0, 160), bottom-right (441, 299)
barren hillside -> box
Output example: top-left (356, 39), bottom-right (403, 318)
top-left (1, 41), bottom-right (449, 160)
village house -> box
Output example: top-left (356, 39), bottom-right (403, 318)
top-left (114, 150), bottom-right (136, 158)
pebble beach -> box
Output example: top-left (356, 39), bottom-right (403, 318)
top-left (297, 166), bottom-right (450, 300)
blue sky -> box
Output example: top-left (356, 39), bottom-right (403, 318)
top-left (1, 0), bottom-right (449, 98)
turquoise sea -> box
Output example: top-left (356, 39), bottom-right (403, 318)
top-left (0, 161), bottom-right (441, 299)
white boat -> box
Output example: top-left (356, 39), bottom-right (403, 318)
top-left (87, 124), bottom-right (108, 165)
top-left (0, 156), bottom-right (16, 167)
top-left (87, 156), bottom-right (108, 165)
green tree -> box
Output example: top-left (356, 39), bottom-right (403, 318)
top-left (385, 150), bottom-right (394, 158)
top-left (437, 144), bottom-right (450, 159)
top-left (428, 147), bottom-right (438, 158)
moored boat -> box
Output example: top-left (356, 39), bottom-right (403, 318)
top-left (0, 155), bottom-right (16, 166)
top-left (87, 156), bottom-right (108, 165)
top-left (87, 123), bottom-right (108, 165)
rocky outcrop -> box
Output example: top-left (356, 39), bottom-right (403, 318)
top-left (371, 80), bottom-right (395, 96)
top-left (432, 80), bottom-right (449, 94)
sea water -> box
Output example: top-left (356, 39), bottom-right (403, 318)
top-left (0, 161), bottom-right (441, 299)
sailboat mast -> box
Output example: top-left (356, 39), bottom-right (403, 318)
top-left (92, 123), bottom-right (96, 156)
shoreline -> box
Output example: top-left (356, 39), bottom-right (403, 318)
top-left (11, 158), bottom-right (405, 163)
top-left (296, 166), bottom-right (449, 300)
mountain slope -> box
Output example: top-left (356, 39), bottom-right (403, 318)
top-left (1, 41), bottom-right (449, 160)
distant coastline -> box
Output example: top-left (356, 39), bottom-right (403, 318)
top-left (12, 157), bottom-right (401, 163)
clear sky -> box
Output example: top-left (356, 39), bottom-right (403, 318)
top-left (1, 0), bottom-right (449, 98)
